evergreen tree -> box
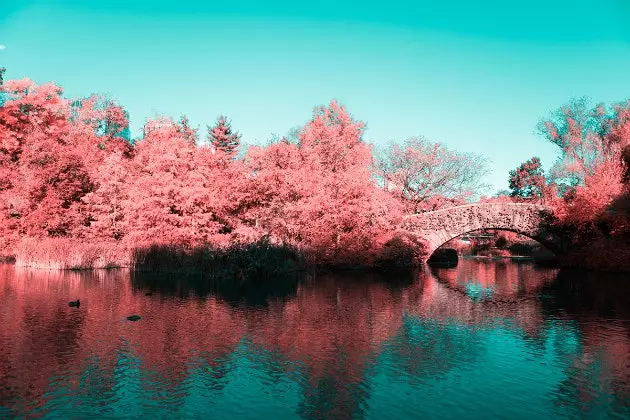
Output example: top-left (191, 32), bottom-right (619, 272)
top-left (207, 115), bottom-right (241, 158)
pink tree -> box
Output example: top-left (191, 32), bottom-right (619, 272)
top-left (245, 100), bottom-right (403, 265)
top-left (538, 98), bottom-right (630, 242)
top-left (80, 151), bottom-right (132, 240)
top-left (0, 79), bottom-right (80, 238)
top-left (243, 139), bottom-right (305, 244)
top-left (0, 79), bottom-right (136, 242)
top-left (122, 117), bottom-right (246, 248)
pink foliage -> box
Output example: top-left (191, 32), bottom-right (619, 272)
top-left (245, 101), bottom-right (403, 266)
top-left (123, 117), bottom-right (238, 248)
top-left (22, 73), bottom-right (630, 270)
top-left (557, 160), bottom-right (625, 231)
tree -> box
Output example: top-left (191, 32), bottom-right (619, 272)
top-left (0, 78), bottom-right (87, 238)
top-left (538, 97), bottom-right (629, 191)
top-left (377, 136), bottom-right (490, 213)
top-left (207, 115), bottom-right (241, 158)
top-left (559, 159), bottom-right (625, 234)
top-left (80, 152), bottom-right (131, 240)
top-left (177, 115), bottom-right (198, 145)
top-left (508, 157), bottom-right (546, 202)
top-left (122, 117), bottom-right (245, 248)
top-left (244, 100), bottom-right (402, 265)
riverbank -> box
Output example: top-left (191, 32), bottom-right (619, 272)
top-left (558, 238), bottom-right (630, 273)
top-left (464, 244), bottom-right (630, 273)
top-left (6, 233), bottom-right (426, 279)
top-left (10, 238), bottom-right (308, 281)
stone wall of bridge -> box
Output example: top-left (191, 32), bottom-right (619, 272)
top-left (400, 203), bottom-right (566, 257)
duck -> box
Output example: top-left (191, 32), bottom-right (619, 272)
top-left (127, 315), bottom-right (141, 321)
top-left (68, 299), bottom-right (80, 307)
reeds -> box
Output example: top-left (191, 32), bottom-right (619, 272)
top-left (14, 238), bottom-right (131, 270)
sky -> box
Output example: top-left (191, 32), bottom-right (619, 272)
top-left (1, 0), bottom-right (630, 192)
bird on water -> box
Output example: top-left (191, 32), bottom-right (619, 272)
top-left (69, 299), bottom-right (80, 307)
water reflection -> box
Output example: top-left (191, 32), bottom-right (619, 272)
top-left (0, 261), bottom-right (628, 419)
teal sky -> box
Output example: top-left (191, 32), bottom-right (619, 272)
top-left (1, 0), bottom-right (629, 192)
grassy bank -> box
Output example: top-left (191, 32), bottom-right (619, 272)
top-left (8, 230), bottom-right (425, 278)
top-left (11, 237), bottom-right (307, 282)
top-left (14, 238), bottom-right (131, 270)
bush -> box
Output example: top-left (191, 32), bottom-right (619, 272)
top-left (131, 237), bottom-right (305, 282)
top-left (374, 232), bottom-right (428, 269)
top-left (561, 237), bottom-right (630, 272)
top-left (508, 242), bottom-right (536, 256)
top-left (494, 236), bottom-right (508, 249)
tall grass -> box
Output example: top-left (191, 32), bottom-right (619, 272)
top-left (15, 238), bottom-right (131, 270)
top-left (131, 238), bottom-right (305, 282)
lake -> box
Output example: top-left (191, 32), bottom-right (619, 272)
top-left (1, 260), bottom-right (629, 419)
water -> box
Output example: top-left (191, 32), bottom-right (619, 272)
top-left (1, 260), bottom-right (629, 419)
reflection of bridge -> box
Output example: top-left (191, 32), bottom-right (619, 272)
top-left (401, 203), bottom-right (568, 258)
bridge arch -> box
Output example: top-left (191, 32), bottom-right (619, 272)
top-left (400, 203), bottom-right (567, 258)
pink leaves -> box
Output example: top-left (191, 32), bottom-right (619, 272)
top-left (0, 76), bottom-right (473, 266)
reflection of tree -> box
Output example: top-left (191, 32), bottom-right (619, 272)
top-left (431, 259), bottom-right (559, 299)
top-left (130, 270), bottom-right (301, 307)
top-left (0, 267), bottom-right (90, 414)
top-left (246, 271), bottom-right (414, 419)
top-left (0, 266), bottom-right (248, 416)
top-left (381, 315), bottom-right (485, 384)
top-left (550, 320), bottom-right (630, 418)
top-left (541, 269), bottom-right (630, 415)
top-left (422, 260), bottom-right (561, 341)
top-left (2, 262), bottom-right (629, 418)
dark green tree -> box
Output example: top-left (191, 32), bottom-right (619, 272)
top-left (207, 115), bottom-right (241, 158)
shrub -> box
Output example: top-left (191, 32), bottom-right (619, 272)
top-left (508, 242), bottom-right (536, 256)
top-left (494, 236), bottom-right (508, 249)
top-left (374, 232), bottom-right (428, 269)
top-left (131, 237), bottom-right (305, 282)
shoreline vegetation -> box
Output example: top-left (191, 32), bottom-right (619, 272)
top-left (4, 235), bottom-right (629, 276)
top-left (0, 71), bottom-right (629, 275)
top-left (6, 234), bottom-right (428, 279)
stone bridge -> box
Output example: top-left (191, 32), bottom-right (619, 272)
top-left (400, 203), bottom-right (568, 258)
